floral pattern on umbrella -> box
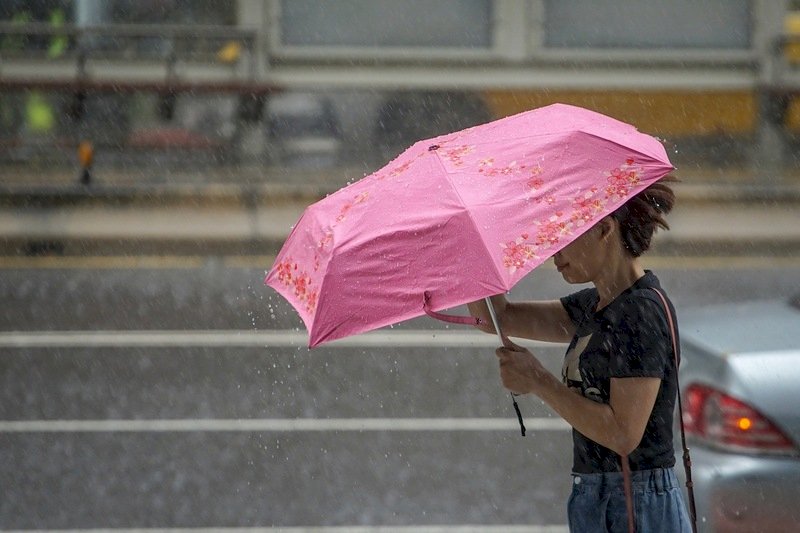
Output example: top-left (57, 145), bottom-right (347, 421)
top-left (274, 258), bottom-right (319, 315)
top-left (605, 159), bottom-right (643, 200)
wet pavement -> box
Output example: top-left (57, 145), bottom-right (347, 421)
top-left (2, 261), bottom-right (800, 529)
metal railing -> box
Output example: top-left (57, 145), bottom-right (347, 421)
top-left (0, 22), bottom-right (265, 92)
top-left (0, 22), bottom-right (256, 60)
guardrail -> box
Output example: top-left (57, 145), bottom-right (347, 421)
top-left (0, 22), bottom-right (256, 62)
top-left (0, 22), bottom-right (274, 94)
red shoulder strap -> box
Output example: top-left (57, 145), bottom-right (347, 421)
top-left (620, 288), bottom-right (697, 533)
top-left (649, 288), bottom-right (698, 533)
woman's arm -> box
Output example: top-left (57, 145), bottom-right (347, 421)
top-left (495, 340), bottom-right (660, 456)
top-left (467, 295), bottom-right (575, 343)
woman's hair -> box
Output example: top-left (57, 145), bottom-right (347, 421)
top-left (611, 176), bottom-right (677, 257)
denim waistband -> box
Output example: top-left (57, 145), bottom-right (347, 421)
top-left (571, 467), bottom-right (679, 495)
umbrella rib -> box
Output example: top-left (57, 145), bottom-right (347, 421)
top-left (576, 129), bottom-right (673, 170)
top-left (431, 153), bottom-right (507, 294)
top-left (301, 207), bottom-right (340, 347)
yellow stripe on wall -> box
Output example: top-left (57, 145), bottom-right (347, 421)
top-left (481, 90), bottom-right (757, 137)
top-left (786, 98), bottom-right (800, 130)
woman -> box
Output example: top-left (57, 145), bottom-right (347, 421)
top-left (467, 178), bottom-right (692, 532)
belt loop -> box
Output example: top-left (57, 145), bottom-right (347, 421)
top-left (653, 468), bottom-right (666, 495)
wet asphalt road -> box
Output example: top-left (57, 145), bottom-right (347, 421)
top-left (1, 257), bottom-right (799, 530)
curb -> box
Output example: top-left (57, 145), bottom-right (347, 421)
top-left (0, 183), bottom-right (331, 208)
top-left (4, 230), bottom-right (800, 259)
top-left (3, 182), bottom-right (800, 208)
top-left (0, 236), bottom-right (279, 257)
top-left (3, 164), bottom-right (800, 207)
top-left (674, 183), bottom-right (800, 204)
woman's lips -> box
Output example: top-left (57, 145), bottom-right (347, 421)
top-left (555, 262), bottom-right (568, 272)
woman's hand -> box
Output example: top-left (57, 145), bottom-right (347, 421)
top-left (495, 333), bottom-right (662, 455)
top-left (494, 336), bottom-right (549, 395)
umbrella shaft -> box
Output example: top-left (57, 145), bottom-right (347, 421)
top-left (484, 296), bottom-right (504, 345)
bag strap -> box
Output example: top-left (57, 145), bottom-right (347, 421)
top-left (619, 288), bottom-right (698, 533)
top-left (621, 454), bottom-right (635, 533)
top-left (648, 287), bottom-right (698, 533)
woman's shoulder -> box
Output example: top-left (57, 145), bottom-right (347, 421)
top-left (561, 286), bottom-right (598, 310)
top-left (560, 287), bottom-right (598, 324)
top-left (617, 272), bottom-right (669, 308)
top-left (614, 287), bottom-right (663, 314)
top-left (606, 288), bottom-right (670, 337)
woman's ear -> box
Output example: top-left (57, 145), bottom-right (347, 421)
top-left (598, 216), bottom-right (616, 240)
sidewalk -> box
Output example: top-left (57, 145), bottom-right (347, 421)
top-left (1, 165), bottom-right (799, 257)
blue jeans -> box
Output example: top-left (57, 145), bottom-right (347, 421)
top-left (567, 467), bottom-right (692, 532)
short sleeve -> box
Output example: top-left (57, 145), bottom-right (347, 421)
top-left (606, 294), bottom-right (670, 378)
top-left (560, 288), bottom-right (597, 327)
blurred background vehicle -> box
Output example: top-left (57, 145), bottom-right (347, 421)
top-left (677, 295), bottom-right (800, 532)
top-left (265, 92), bottom-right (342, 168)
top-left (3, 0), bottom-right (800, 175)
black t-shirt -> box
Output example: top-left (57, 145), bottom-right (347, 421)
top-left (559, 271), bottom-right (679, 473)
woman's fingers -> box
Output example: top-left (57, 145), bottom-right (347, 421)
top-left (495, 343), bottom-right (547, 396)
top-left (499, 332), bottom-right (525, 351)
top-left (495, 346), bottom-right (532, 394)
top-left (495, 345), bottom-right (521, 357)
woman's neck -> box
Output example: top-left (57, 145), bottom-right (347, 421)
top-left (594, 257), bottom-right (646, 311)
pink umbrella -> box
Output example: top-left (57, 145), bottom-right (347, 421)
top-left (265, 103), bottom-right (674, 348)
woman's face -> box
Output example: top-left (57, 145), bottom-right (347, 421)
top-left (552, 222), bottom-right (610, 284)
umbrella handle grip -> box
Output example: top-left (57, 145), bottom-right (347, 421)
top-left (422, 291), bottom-right (485, 326)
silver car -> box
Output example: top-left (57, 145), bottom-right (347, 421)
top-left (677, 295), bottom-right (800, 532)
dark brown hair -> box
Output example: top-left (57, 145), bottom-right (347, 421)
top-left (611, 176), bottom-right (677, 257)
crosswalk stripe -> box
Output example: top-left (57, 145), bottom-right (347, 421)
top-left (0, 330), bottom-right (564, 349)
top-left (1, 526), bottom-right (568, 533)
top-left (0, 417), bottom-right (569, 433)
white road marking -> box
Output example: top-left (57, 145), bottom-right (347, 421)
top-left (1, 526), bottom-right (568, 533)
top-left (0, 417), bottom-right (569, 433)
top-left (0, 330), bottom-right (564, 349)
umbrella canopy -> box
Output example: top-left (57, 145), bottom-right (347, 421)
top-left (266, 103), bottom-right (674, 347)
